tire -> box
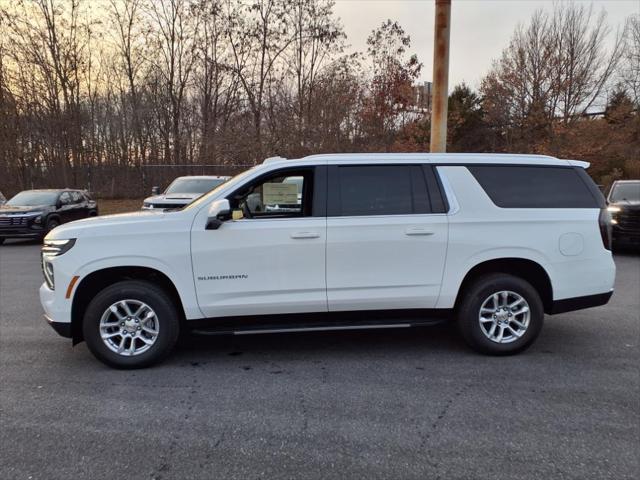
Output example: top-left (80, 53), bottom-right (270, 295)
top-left (0, 238), bottom-right (4, 245)
top-left (45, 217), bottom-right (60, 233)
top-left (83, 280), bottom-right (180, 369)
top-left (456, 273), bottom-right (544, 355)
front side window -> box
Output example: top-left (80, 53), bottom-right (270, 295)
top-left (332, 165), bottom-right (430, 216)
top-left (58, 192), bottom-right (72, 205)
top-left (229, 169), bottom-right (312, 219)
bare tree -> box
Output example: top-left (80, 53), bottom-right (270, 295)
top-left (147, 0), bottom-right (200, 164)
top-left (619, 14), bottom-right (640, 104)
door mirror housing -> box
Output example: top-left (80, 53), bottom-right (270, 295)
top-left (206, 199), bottom-right (231, 230)
top-left (151, 186), bottom-right (160, 195)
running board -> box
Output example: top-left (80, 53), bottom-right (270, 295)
top-left (192, 323), bottom-right (413, 336)
top-left (186, 309), bottom-right (453, 337)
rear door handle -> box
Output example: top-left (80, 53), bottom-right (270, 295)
top-left (405, 227), bottom-right (435, 236)
top-left (291, 231), bottom-right (320, 239)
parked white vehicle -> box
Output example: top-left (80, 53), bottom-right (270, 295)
top-left (142, 175), bottom-right (230, 210)
top-left (40, 153), bottom-right (616, 368)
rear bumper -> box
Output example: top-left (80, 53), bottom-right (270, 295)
top-left (549, 291), bottom-right (613, 315)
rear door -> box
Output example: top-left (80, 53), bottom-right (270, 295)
top-left (326, 163), bottom-right (449, 311)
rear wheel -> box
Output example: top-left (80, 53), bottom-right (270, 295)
top-left (83, 280), bottom-right (180, 368)
top-left (456, 273), bottom-right (544, 355)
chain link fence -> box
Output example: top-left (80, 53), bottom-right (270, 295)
top-left (1, 164), bottom-right (254, 199)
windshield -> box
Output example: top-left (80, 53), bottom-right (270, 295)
top-left (165, 178), bottom-right (226, 194)
top-left (283, 176), bottom-right (304, 194)
top-left (610, 183), bottom-right (640, 202)
top-left (7, 191), bottom-right (59, 206)
top-left (183, 167), bottom-right (260, 211)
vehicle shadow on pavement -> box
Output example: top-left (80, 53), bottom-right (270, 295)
top-left (170, 322), bottom-right (469, 363)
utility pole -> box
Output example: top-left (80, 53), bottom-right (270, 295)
top-left (430, 0), bottom-right (451, 153)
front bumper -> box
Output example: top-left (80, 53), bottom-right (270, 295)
top-left (44, 314), bottom-right (72, 338)
top-left (0, 228), bottom-right (44, 239)
top-left (612, 226), bottom-right (640, 246)
top-left (40, 282), bottom-right (72, 327)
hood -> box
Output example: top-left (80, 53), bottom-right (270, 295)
top-left (0, 204), bottom-right (53, 215)
top-left (609, 200), bottom-right (640, 208)
top-left (144, 193), bottom-right (202, 203)
top-left (45, 209), bottom-right (169, 240)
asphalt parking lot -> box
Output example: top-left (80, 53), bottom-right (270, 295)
top-left (0, 241), bottom-right (638, 480)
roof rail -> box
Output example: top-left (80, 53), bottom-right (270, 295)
top-left (263, 156), bottom-right (287, 164)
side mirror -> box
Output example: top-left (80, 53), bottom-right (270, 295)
top-left (151, 186), bottom-right (160, 195)
top-left (206, 199), bottom-right (231, 230)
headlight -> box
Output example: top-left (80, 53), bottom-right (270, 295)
top-left (20, 211), bottom-right (44, 223)
top-left (42, 238), bottom-right (76, 256)
top-left (41, 239), bottom-right (76, 290)
top-left (607, 206), bottom-right (621, 213)
top-left (42, 256), bottom-right (55, 290)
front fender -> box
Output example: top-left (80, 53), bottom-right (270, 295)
top-left (75, 256), bottom-right (203, 319)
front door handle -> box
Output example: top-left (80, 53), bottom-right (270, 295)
top-left (405, 227), bottom-right (435, 236)
top-left (291, 231), bottom-right (320, 239)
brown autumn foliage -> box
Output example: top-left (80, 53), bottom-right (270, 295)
top-left (0, 1), bottom-right (637, 199)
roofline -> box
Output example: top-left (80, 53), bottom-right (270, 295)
top-left (260, 152), bottom-right (579, 167)
top-left (172, 175), bottom-right (231, 179)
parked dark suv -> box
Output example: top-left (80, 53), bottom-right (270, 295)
top-left (0, 189), bottom-right (98, 244)
top-left (607, 180), bottom-right (640, 249)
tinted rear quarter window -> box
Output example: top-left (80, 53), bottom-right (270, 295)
top-left (468, 166), bottom-right (603, 208)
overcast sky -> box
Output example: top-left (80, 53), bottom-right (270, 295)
top-left (334, 0), bottom-right (638, 89)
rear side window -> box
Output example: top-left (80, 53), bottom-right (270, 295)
top-left (468, 166), bottom-right (604, 208)
top-left (331, 165), bottom-right (429, 216)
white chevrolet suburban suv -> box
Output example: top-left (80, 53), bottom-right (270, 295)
top-left (40, 154), bottom-right (616, 368)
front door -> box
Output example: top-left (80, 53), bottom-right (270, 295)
top-left (326, 164), bottom-right (449, 311)
top-left (191, 166), bottom-right (327, 318)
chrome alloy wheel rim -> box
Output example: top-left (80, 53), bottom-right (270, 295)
top-left (99, 300), bottom-right (159, 356)
top-left (478, 291), bottom-right (530, 344)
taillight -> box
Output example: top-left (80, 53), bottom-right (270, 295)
top-left (599, 208), bottom-right (612, 251)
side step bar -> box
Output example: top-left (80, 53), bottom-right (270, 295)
top-left (192, 323), bottom-right (413, 336)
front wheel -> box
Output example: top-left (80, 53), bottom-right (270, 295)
top-left (456, 273), bottom-right (544, 355)
top-left (83, 280), bottom-right (180, 368)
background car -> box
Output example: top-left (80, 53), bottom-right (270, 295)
top-left (607, 179), bottom-right (640, 249)
top-left (142, 175), bottom-right (230, 210)
top-left (0, 189), bottom-right (98, 244)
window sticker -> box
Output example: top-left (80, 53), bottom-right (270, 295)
top-left (263, 183), bottom-right (299, 205)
